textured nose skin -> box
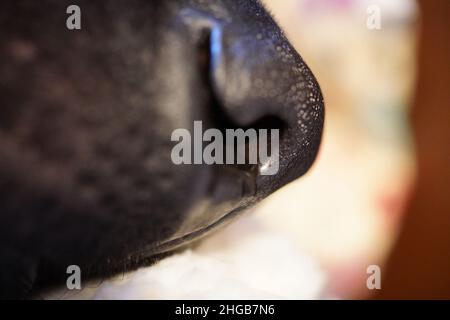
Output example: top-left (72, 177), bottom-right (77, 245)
top-left (176, 1), bottom-right (325, 197)
top-left (209, 20), bottom-right (324, 194)
top-left (179, 1), bottom-right (324, 195)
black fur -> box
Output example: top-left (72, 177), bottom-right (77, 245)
top-left (0, 0), bottom-right (324, 298)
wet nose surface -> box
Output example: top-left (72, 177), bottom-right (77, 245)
top-left (207, 12), bottom-right (324, 193)
top-left (174, 1), bottom-right (324, 193)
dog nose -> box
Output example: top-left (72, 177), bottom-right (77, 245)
top-left (183, 7), bottom-right (325, 196)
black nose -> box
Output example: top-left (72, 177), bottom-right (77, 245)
top-left (180, 3), bottom-right (324, 197)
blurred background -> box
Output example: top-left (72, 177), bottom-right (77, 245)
top-left (258, 0), bottom-right (450, 299)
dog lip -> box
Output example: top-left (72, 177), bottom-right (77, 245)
top-left (136, 166), bottom-right (257, 257)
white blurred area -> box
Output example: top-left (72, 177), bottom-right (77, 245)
top-left (48, 214), bottom-right (327, 300)
top-left (258, 0), bottom-right (419, 296)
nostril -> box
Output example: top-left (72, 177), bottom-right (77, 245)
top-left (249, 115), bottom-right (286, 136)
